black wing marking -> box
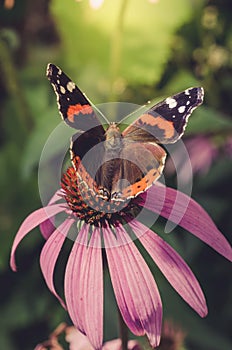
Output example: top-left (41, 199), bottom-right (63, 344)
top-left (123, 87), bottom-right (204, 144)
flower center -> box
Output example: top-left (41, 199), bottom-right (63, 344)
top-left (61, 167), bottom-right (142, 226)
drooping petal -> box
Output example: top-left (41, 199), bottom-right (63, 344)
top-left (40, 189), bottom-right (64, 239)
top-left (40, 218), bottom-right (75, 307)
top-left (129, 220), bottom-right (207, 317)
top-left (141, 185), bottom-right (232, 261)
top-left (104, 225), bottom-right (162, 348)
top-left (10, 203), bottom-right (66, 271)
top-left (40, 218), bottom-right (56, 240)
top-left (64, 224), bottom-right (103, 350)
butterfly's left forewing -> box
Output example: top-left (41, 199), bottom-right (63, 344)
top-left (123, 87), bottom-right (204, 144)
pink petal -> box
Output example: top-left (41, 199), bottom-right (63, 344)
top-left (103, 339), bottom-right (142, 350)
top-left (40, 190), bottom-right (64, 239)
top-left (40, 219), bottom-right (56, 240)
top-left (10, 204), bottom-right (66, 271)
top-left (104, 225), bottom-right (162, 348)
top-left (64, 225), bottom-right (103, 350)
top-left (65, 327), bottom-right (94, 350)
top-left (40, 218), bottom-right (74, 308)
top-left (129, 220), bottom-right (207, 317)
top-left (141, 185), bottom-right (232, 261)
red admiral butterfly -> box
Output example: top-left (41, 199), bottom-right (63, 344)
top-left (47, 63), bottom-right (204, 206)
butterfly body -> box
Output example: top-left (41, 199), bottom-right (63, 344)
top-left (47, 63), bottom-right (204, 208)
top-left (104, 123), bottom-right (122, 152)
top-left (97, 123), bottom-right (123, 201)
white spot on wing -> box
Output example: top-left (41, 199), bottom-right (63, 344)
top-left (198, 87), bottom-right (204, 102)
top-left (67, 81), bottom-right (76, 92)
top-left (60, 86), bottom-right (66, 94)
top-left (165, 97), bottom-right (177, 109)
top-left (178, 106), bottom-right (186, 113)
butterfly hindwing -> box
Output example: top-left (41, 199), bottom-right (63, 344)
top-left (110, 141), bottom-right (166, 200)
top-left (70, 130), bottom-right (105, 190)
top-left (123, 87), bottom-right (204, 144)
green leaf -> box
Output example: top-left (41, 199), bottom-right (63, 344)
top-left (50, 0), bottom-right (194, 93)
top-left (186, 106), bottom-right (232, 135)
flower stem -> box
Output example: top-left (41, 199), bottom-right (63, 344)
top-left (109, 0), bottom-right (129, 100)
top-left (118, 309), bottom-right (128, 350)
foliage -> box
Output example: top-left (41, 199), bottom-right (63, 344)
top-left (0, 0), bottom-right (231, 349)
top-left (50, 0), bottom-right (193, 89)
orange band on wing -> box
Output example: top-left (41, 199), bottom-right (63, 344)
top-left (122, 169), bottom-right (159, 198)
top-left (67, 104), bottom-right (94, 122)
top-left (72, 156), bottom-right (98, 192)
top-left (137, 114), bottom-right (175, 139)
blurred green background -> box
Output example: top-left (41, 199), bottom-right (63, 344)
top-left (0, 0), bottom-right (232, 349)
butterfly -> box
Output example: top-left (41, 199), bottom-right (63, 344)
top-left (47, 63), bottom-right (204, 208)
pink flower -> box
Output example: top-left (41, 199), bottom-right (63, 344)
top-left (158, 320), bottom-right (185, 350)
top-left (66, 327), bottom-right (141, 350)
top-left (165, 135), bottom-right (218, 183)
top-left (11, 166), bottom-right (232, 349)
top-left (34, 324), bottom-right (142, 350)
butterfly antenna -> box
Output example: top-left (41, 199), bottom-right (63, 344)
top-left (119, 101), bottom-right (150, 124)
top-left (83, 92), bottom-right (110, 124)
